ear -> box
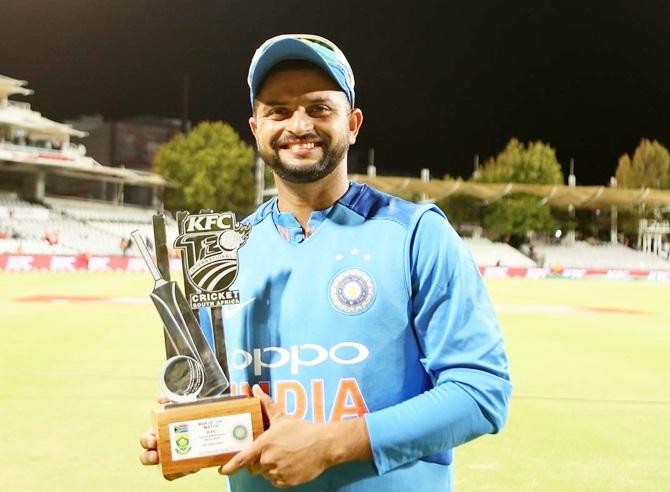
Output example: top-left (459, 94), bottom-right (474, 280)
top-left (348, 108), bottom-right (364, 144)
top-left (248, 116), bottom-right (258, 140)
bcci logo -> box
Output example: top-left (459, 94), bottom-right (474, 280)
top-left (232, 424), bottom-right (248, 441)
top-left (174, 211), bottom-right (251, 309)
top-left (329, 268), bottom-right (375, 315)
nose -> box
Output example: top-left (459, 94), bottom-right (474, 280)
top-left (285, 107), bottom-right (314, 136)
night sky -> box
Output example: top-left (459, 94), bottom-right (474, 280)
top-left (2, 0), bottom-right (669, 185)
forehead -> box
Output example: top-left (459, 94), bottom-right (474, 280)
top-left (256, 67), bottom-right (346, 105)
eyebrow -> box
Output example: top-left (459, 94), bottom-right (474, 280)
top-left (262, 99), bottom-right (288, 107)
top-left (262, 96), bottom-right (336, 107)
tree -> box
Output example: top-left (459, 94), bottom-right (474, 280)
top-left (437, 193), bottom-right (482, 229)
top-left (475, 138), bottom-right (564, 185)
top-left (481, 194), bottom-right (555, 241)
top-left (153, 121), bottom-right (256, 214)
top-left (615, 139), bottom-right (670, 189)
top-left (474, 139), bottom-right (564, 244)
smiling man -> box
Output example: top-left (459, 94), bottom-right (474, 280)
top-left (140, 34), bottom-right (511, 491)
top-left (251, 59), bottom-right (357, 186)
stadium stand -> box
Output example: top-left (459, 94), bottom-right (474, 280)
top-left (0, 192), bottom-right (176, 256)
top-left (1, 73), bottom-right (171, 259)
top-left (43, 196), bottom-right (179, 256)
top-left (4, 189), bottom-right (669, 274)
top-left (463, 237), bottom-right (537, 267)
top-left (533, 241), bottom-right (670, 270)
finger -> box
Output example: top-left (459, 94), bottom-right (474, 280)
top-left (157, 394), bottom-right (170, 404)
top-left (247, 461), bottom-right (263, 476)
top-left (218, 445), bottom-right (262, 476)
top-left (139, 449), bottom-right (159, 466)
top-left (139, 431), bottom-right (157, 450)
top-left (252, 384), bottom-right (285, 422)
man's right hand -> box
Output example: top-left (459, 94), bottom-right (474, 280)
top-left (139, 428), bottom-right (198, 481)
top-left (139, 429), bottom-right (161, 466)
top-left (139, 396), bottom-right (199, 481)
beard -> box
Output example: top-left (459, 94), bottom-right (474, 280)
top-left (259, 133), bottom-right (349, 184)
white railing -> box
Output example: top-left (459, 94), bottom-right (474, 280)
top-left (0, 140), bottom-right (88, 160)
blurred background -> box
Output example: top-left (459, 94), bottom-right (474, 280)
top-left (1, 1), bottom-right (669, 491)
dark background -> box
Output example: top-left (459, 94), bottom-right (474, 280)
top-left (2, 0), bottom-right (669, 184)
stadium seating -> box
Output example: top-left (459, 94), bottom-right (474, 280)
top-left (0, 193), bottom-right (177, 256)
top-left (43, 197), bottom-right (178, 256)
top-left (3, 192), bottom-right (669, 272)
top-left (463, 237), bottom-right (537, 267)
top-left (533, 241), bottom-right (670, 270)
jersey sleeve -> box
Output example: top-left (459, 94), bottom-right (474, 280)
top-left (363, 209), bottom-right (512, 474)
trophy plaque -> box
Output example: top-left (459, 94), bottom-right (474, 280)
top-left (132, 211), bottom-right (262, 478)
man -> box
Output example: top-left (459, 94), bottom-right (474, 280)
top-left (140, 34), bottom-right (511, 490)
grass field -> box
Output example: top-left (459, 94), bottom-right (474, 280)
top-left (1, 272), bottom-right (669, 491)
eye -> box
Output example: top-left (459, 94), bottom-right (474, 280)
top-left (266, 107), bottom-right (291, 119)
top-left (308, 105), bottom-right (332, 117)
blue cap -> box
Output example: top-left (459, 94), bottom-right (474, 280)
top-left (248, 34), bottom-right (355, 108)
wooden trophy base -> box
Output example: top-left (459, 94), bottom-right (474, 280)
top-left (152, 394), bottom-right (263, 477)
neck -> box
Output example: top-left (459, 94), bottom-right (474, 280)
top-left (275, 163), bottom-right (350, 229)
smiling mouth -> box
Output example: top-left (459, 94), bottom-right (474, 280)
top-left (278, 141), bottom-right (322, 151)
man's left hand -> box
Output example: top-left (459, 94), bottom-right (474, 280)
top-left (219, 384), bottom-right (342, 488)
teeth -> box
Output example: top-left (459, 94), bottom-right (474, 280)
top-left (288, 142), bottom-right (315, 150)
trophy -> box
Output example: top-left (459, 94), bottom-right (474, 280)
top-left (132, 211), bottom-right (263, 478)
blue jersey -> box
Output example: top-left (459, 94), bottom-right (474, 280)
top-left (214, 182), bottom-right (511, 491)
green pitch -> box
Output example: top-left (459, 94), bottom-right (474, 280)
top-left (1, 273), bottom-right (669, 491)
